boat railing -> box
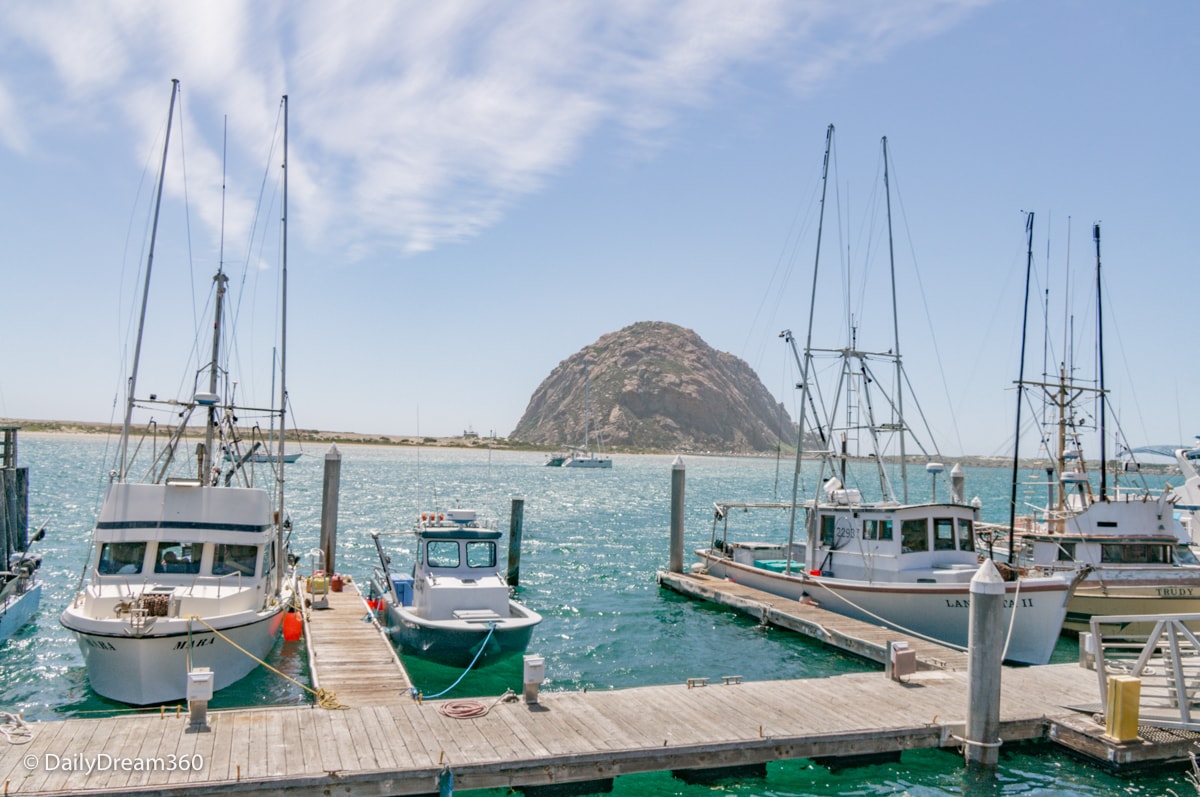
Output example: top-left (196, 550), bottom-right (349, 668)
top-left (184, 571), bottom-right (244, 599)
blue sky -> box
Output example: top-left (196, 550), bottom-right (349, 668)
top-left (0, 1), bottom-right (1196, 457)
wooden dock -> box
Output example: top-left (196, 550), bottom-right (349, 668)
top-left (3, 569), bottom-right (1194, 795)
top-left (302, 576), bottom-right (412, 707)
top-left (0, 661), bottom-right (1116, 796)
top-left (658, 570), bottom-right (972, 671)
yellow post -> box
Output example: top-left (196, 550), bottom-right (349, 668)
top-left (1104, 674), bottom-right (1141, 743)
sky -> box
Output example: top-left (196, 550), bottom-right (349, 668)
top-left (0, 1), bottom-right (1196, 458)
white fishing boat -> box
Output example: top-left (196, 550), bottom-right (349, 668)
top-left (561, 360), bottom-right (611, 468)
top-left (369, 509), bottom-right (541, 665)
top-left (60, 84), bottom-right (297, 705)
top-left (976, 221), bottom-right (1200, 633)
top-left (694, 128), bottom-right (1076, 665)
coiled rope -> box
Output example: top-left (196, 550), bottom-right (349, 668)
top-left (187, 615), bottom-right (347, 710)
top-left (0, 712), bottom-right (33, 745)
top-left (437, 689), bottom-right (519, 719)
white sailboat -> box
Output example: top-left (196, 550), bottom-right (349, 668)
top-left (561, 360), bottom-right (611, 468)
top-left (695, 128), bottom-right (1076, 665)
top-left (60, 84), bottom-right (296, 705)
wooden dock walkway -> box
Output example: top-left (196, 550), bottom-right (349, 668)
top-left (0, 661), bottom-right (1115, 796)
top-left (302, 576), bottom-right (412, 707)
top-left (5, 570), bottom-right (1195, 795)
top-left (657, 570), bottom-right (972, 671)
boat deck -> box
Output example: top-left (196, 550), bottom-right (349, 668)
top-left (658, 570), bottom-right (972, 670)
top-left (302, 577), bottom-right (412, 707)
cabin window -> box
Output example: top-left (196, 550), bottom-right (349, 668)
top-left (1177, 545), bottom-right (1199, 565)
top-left (1057, 542), bottom-right (1076, 562)
top-left (154, 542), bottom-right (200, 574)
top-left (427, 541), bottom-right (461, 568)
top-left (863, 519), bottom-right (892, 540)
top-left (213, 544), bottom-right (259, 576)
top-left (98, 542), bottom-right (147, 575)
top-left (933, 518), bottom-right (956, 551)
top-left (901, 519), bottom-right (929, 553)
top-left (821, 515), bottom-right (836, 546)
top-left (467, 541), bottom-right (496, 568)
top-left (957, 518), bottom-right (975, 552)
top-left (1101, 543), bottom-right (1167, 564)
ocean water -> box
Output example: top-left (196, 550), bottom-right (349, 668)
top-left (1, 432), bottom-right (1191, 795)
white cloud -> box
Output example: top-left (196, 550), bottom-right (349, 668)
top-left (0, 0), bottom-right (992, 259)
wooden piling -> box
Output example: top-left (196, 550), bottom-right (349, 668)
top-left (320, 444), bottom-right (341, 575)
top-left (669, 455), bottom-right (685, 573)
top-left (508, 497), bottom-right (525, 587)
top-left (965, 559), bottom-right (1005, 768)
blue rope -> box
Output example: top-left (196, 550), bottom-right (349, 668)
top-left (420, 622), bottom-right (496, 699)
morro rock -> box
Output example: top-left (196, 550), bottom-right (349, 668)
top-left (510, 321), bottom-right (794, 453)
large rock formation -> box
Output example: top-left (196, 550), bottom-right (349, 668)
top-left (510, 321), bottom-right (794, 453)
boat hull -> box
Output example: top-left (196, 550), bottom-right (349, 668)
top-left (61, 606), bottom-right (285, 705)
top-left (0, 582), bottom-right (42, 644)
top-left (697, 550), bottom-right (1071, 665)
top-left (562, 457), bottom-right (611, 469)
top-left (1065, 573), bottom-right (1200, 633)
top-left (378, 599), bottom-right (539, 666)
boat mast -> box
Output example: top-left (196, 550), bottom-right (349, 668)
top-left (881, 136), bottom-right (907, 501)
top-left (785, 123), bottom-right (834, 573)
top-left (1094, 223), bottom-right (1106, 501)
top-left (277, 94), bottom-right (289, 593)
top-left (202, 270), bottom-right (229, 482)
top-left (582, 359), bottom-right (591, 454)
top-left (202, 118), bottom-right (230, 483)
top-left (121, 79), bottom-right (179, 481)
top-left (1006, 211), bottom-right (1036, 563)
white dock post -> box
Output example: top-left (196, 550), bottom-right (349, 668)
top-left (320, 444), bottom-right (341, 576)
top-left (669, 455), bottom-right (686, 573)
top-left (950, 463), bottom-right (965, 504)
top-left (965, 559), bottom-right (1005, 767)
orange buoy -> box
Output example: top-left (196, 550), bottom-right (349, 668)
top-left (283, 611), bottom-right (302, 641)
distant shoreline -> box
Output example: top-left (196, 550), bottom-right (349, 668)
top-left (4, 418), bottom-right (1178, 473)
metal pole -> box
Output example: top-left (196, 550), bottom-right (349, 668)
top-left (507, 498), bottom-right (525, 587)
top-left (669, 456), bottom-right (686, 573)
top-left (320, 445), bottom-right (341, 576)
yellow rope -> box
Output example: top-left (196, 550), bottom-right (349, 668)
top-left (187, 615), bottom-right (348, 710)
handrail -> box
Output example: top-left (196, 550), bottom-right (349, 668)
top-left (185, 570), bottom-right (244, 599)
top-left (1089, 611), bottom-right (1200, 731)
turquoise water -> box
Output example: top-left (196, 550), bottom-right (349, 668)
top-left (1, 433), bottom-right (1190, 795)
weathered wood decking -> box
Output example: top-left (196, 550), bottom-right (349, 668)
top-left (302, 577), bottom-right (411, 707)
top-left (2, 569), bottom-right (1191, 796)
top-left (657, 570), bottom-right (972, 670)
top-left (0, 661), bottom-right (1104, 796)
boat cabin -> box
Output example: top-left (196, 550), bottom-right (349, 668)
top-left (74, 481), bottom-right (277, 622)
top-left (1016, 493), bottom-right (1197, 570)
top-left (407, 510), bottom-right (510, 621)
top-left (805, 500), bottom-right (981, 584)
